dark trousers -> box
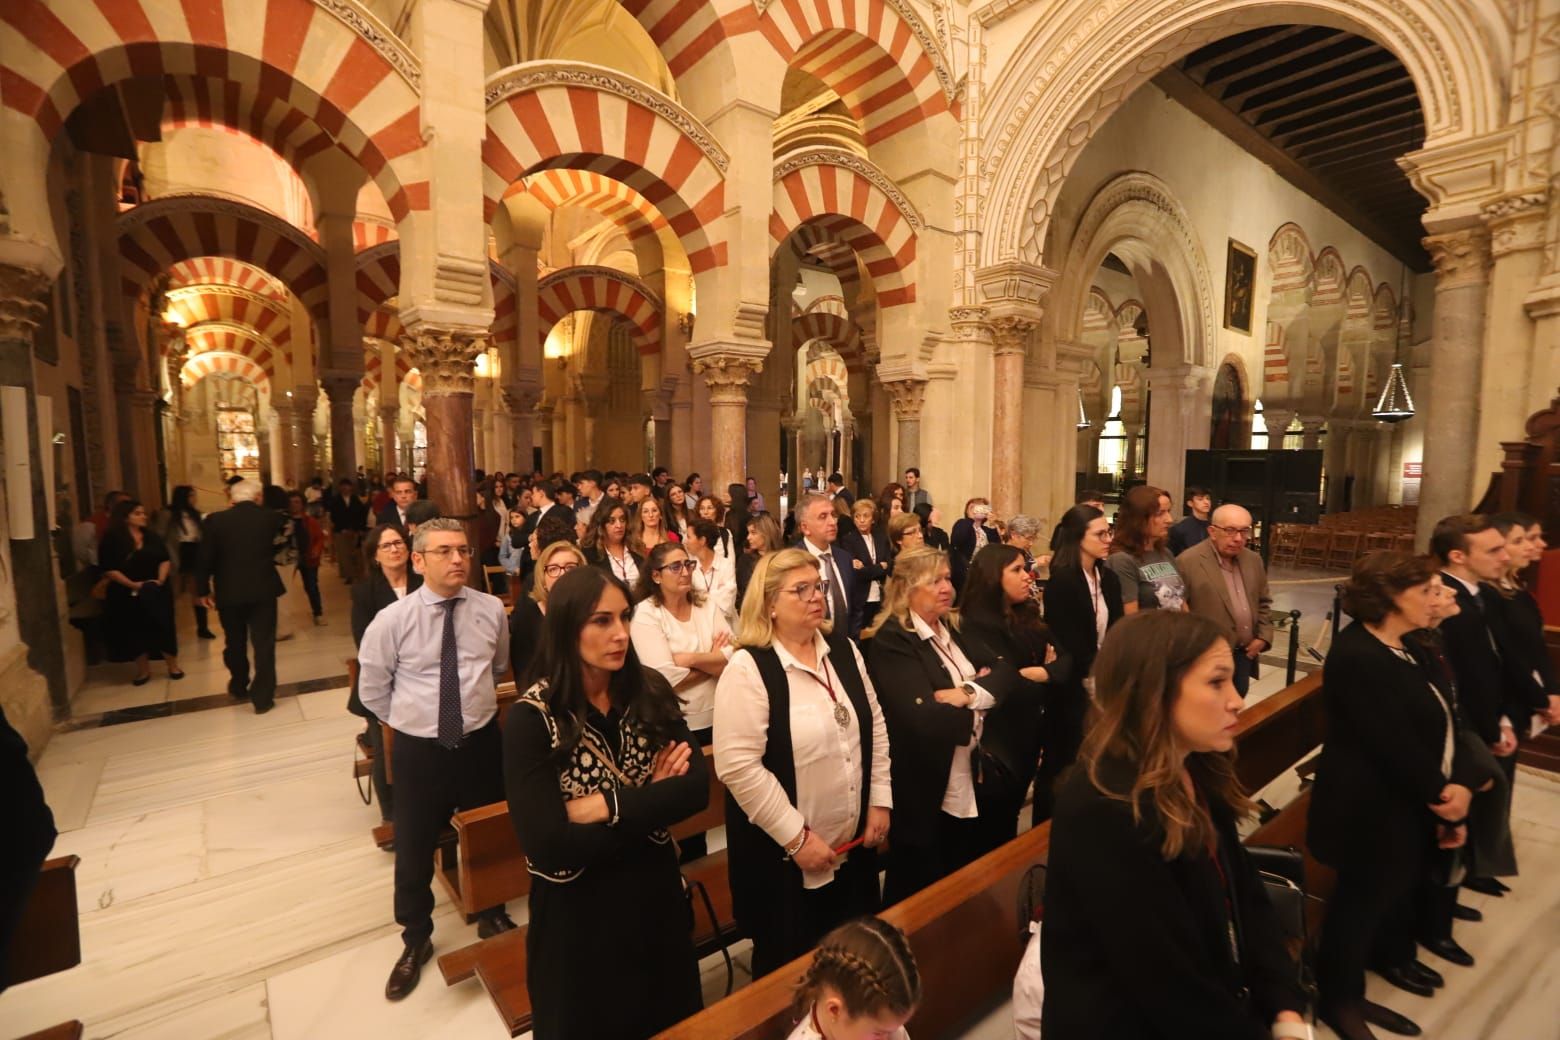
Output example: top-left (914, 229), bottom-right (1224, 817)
top-left (1318, 839), bottom-right (1424, 1006)
top-left (1233, 650), bottom-right (1255, 697)
top-left (678, 726), bottom-right (711, 864)
top-left (297, 566), bottom-right (322, 617)
top-left (749, 850), bottom-right (880, 978)
top-left (1032, 683), bottom-right (1088, 827)
top-left (0, 708), bottom-right (56, 994)
top-left (392, 720), bottom-right (506, 946)
top-left (366, 719), bottom-right (394, 822)
top-left (883, 812), bottom-right (984, 907)
top-left (218, 599), bottom-right (278, 707)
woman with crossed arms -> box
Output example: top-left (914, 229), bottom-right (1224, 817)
top-left (715, 547), bottom-right (892, 976)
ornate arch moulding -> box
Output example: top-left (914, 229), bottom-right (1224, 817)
top-left (980, 0), bottom-right (1505, 269)
top-left (311, 0), bottom-right (422, 89)
top-left (1398, 129), bottom-right (1519, 232)
top-left (772, 148), bottom-right (925, 231)
top-left (484, 62), bottom-right (729, 174)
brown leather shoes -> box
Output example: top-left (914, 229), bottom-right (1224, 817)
top-left (384, 939), bottom-right (433, 1001)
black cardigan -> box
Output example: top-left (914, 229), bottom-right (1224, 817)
top-left (958, 612), bottom-right (1071, 794)
top-left (1042, 559), bottom-right (1124, 680)
top-left (347, 567), bottom-right (423, 718)
top-left (1042, 759), bottom-right (1304, 1039)
top-left (863, 615), bottom-right (1019, 845)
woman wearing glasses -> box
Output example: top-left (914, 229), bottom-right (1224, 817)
top-left (510, 541), bottom-right (588, 683)
top-left (348, 524), bottom-right (423, 826)
top-left (715, 547), bottom-right (892, 976)
top-left (582, 500), bottom-right (642, 587)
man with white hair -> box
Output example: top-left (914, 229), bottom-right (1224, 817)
top-left (195, 479), bottom-right (287, 713)
top-left (1176, 502), bottom-right (1273, 696)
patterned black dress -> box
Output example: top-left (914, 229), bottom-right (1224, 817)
top-left (503, 673), bottom-right (707, 1039)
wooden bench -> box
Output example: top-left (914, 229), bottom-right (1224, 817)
top-left (15, 1023), bottom-right (84, 1040)
top-left (8, 856), bottom-right (85, 1040)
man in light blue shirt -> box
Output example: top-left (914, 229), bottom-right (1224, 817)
top-left (358, 517), bottom-right (515, 1001)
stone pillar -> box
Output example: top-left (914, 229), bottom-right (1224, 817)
top-left (1323, 418), bottom-right (1352, 513)
top-left (405, 326), bottom-right (486, 556)
top-left (537, 402), bottom-right (556, 474)
top-left (1299, 417), bottom-right (1326, 451)
top-left (1262, 408), bottom-right (1295, 449)
top-left (290, 385), bottom-right (319, 489)
top-left (126, 386), bottom-right (164, 504)
top-left (0, 262), bottom-right (68, 730)
top-left (1477, 194), bottom-right (1546, 473)
top-left (504, 383), bottom-right (540, 476)
top-left (690, 349), bottom-right (765, 496)
top-left (321, 375), bottom-right (359, 482)
top-left (1417, 228), bottom-right (1492, 544)
top-left (378, 404), bottom-right (399, 476)
top-left (989, 315), bottom-right (1034, 521)
top-left (1144, 365), bottom-right (1212, 499)
top-left (883, 378), bottom-right (929, 473)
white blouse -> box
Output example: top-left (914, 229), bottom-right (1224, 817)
top-left (909, 613), bottom-right (995, 820)
top-left (786, 1007), bottom-right (910, 1040)
top-left (691, 554), bottom-right (738, 627)
top-left (715, 633), bottom-right (893, 889)
top-left (601, 546), bottom-right (641, 586)
top-left (630, 596), bottom-right (732, 732)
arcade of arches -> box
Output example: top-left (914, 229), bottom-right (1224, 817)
top-left (0, 3), bottom-right (1551, 758)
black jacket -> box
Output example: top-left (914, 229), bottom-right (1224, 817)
top-left (348, 567), bottom-right (423, 717)
top-left (376, 502), bottom-right (411, 530)
top-left (797, 540), bottom-right (865, 639)
top-left (194, 502), bottom-right (285, 606)
top-left (839, 526), bottom-right (890, 610)
top-left (1042, 559), bottom-right (1124, 680)
top-left (1495, 586), bottom-right (1556, 726)
top-left (958, 612), bottom-right (1070, 798)
top-left (1437, 575), bottom-right (1536, 743)
top-left (1042, 759), bottom-right (1304, 1039)
top-left (949, 518), bottom-right (1001, 595)
top-left (863, 615), bottom-right (1019, 845)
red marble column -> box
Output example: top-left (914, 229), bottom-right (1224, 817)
top-left (406, 326), bottom-right (484, 578)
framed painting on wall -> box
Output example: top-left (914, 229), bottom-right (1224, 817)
top-left (1224, 239), bottom-right (1256, 334)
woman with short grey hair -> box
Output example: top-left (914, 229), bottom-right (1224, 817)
top-left (1004, 514), bottom-right (1046, 601)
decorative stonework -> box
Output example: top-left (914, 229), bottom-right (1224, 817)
top-left (1482, 191), bottom-right (1548, 258)
top-left (502, 385), bottom-right (541, 416)
top-left (484, 63), bottom-right (729, 173)
top-left (321, 374), bottom-right (362, 405)
top-left (118, 194), bottom-right (329, 265)
top-left (1425, 228), bottom-right (1493, 289)
top-left (0, 265), bottom-right (50, 343)
top-left (404, 327), bottom-right (488, 395)
top-left (882, 378), bottom-right (928, 421)
top-left (535, 266), bottom-right (666, 313)
top-left (691, 355), bottom-right (764, 405)
top-left (772, 148), bottom-right (924, 230)
top-left (312, 0), bottom-right (421, 89)
top-left (990, 316), bottom-right (1036, 357)
top-left (434, 253), bottom-right (490, 307)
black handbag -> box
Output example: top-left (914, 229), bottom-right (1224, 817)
top-left (1246, 844), bottom-right (1318, 1010)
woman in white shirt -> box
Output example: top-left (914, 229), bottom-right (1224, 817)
top-left (684, 520), bottom-right (738, 627)
top-left (715, 547), bottom-right (893, 977)
top-left (786, 917), bottom-right (921, 1040)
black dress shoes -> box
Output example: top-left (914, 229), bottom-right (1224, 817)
top-left (1462, 876), bottom-right (1506, 896)
top-left (1452, 902), bottom-right (1483, 922)
top-left (1402, 960), bottom-right (1444, 989)
top-left (254, 701), bottom-right (275, 716)
top-left (477, 911), bottom-right (518, 939)
top-left (1375, 964), bottom-right (1434, 998)
top-left (385, 939), bottom-right (433, 1001)
top-left (229, 685), bottom-right (250, 700)
top-left (1420, 936), bottom-right (1475, 967)
top-left (1361, 1000), bottom-right (1422, 1037)
top-left (1319, 1001), bottom-right (1381, 1040)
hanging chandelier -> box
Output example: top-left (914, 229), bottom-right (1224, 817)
top-left (1372, 363), bottom-right (1415, 423)
top-left (1076, 386), bottom-right (1092, 430)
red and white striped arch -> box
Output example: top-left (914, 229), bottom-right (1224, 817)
top-left (354, 243), bottom-right (516, 352)
top-left (165, 284), bottom-right (296, 363)
top-left (506, 169), bottom-right (671, 245)
top-left (0, 0), bottom-right (427, 221)
top-left (789, 229), bottom-right (867, 308)
top-left (181, 352), bottom-right (272, 394)
top-left (168, 257), bottom-right (287, 300)
top-left (162, 77), bottom-right (340, 176)
top-left (363, 350), bottom-right (419, 393)
top-left (537, 267), bottom-right (663, 356)
top-left (118, 196), bottom-right (330, 322)
top-left (182, 323), bottom-right (280, 382)
top-left (616, 0), bottom-right (744, 80)
top-left (772, 159), bottom-right (917, 307)
top-left (483, 66), bottom-right (726, 273)
top-left (364, 307), bottom-right (405, 345)
top-left (758, 1), bottom-right (955, 145)
top-left (354, 219), bottom-right (396, 251)
top-left (792, 309), bottom-right (865, 371)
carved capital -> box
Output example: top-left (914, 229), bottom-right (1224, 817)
top-left (1425, 228), bottom-right (1492, 289)
top-left (290, 384), bottom-right (320, 413)
top-left (377, 403), bottom-right (399, 423)
top-left (990, 315), bottom-right (1036, 357)
top-left (320, 373), bottom-right (363, 405)
top-left (0, 265), bottom-right (50, 343)
top-left (974, 261), bottom-right (1055, 314)
top-left (404, 326), bottom-right (489, 395)
top-left (882, 378), bottom-right (929, 421)
top-left (691, 355), bottom-right (764, 405)
top-left (1483, 192), bottom-right (1547, 258)
top-left (502, 384), bottom-right (541, 415)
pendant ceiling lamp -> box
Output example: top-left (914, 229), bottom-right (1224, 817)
top-left (1076, 386), bottom-right (1092, 430)
top-left (1373, 263), bottom-right (1416, 424)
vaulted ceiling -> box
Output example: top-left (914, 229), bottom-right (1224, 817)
top-left (1160, 25), bottom-right (1428, 270)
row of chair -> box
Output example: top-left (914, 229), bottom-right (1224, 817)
top-left (1269, 524), bottom-right (1415, 571)
top-left (1316, 507), bottom-right (1417, 533)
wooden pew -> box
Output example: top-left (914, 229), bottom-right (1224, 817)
top-left (7, 856), bottom-right (85, 1040)
top-left (15, 1023), bottom-right (84, 1040)
top-left (656, 673), bottom-right (1330, 1040)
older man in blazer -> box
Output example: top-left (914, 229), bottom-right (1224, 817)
top-left (1178, 503), bottom-right (1273, 696)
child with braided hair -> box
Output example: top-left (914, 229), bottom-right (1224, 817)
top-left (787, 917), bottom-right (922, 1040)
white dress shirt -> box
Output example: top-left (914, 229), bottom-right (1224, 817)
top-left (715, 633), bottom-right (892, 889)
top-left (786, 1009), bottom-right (909, 1040)
top-left (802, 537), bottom-right (849, 617)
top-left (691, 554), bottom-right (738, 627)
top-left (357, 584), bottom-right (510, 737)
top-left (600, 545), bottom-right (640, 586)
top-left (630, 595), bottom-right (732, 732)
top-left (909, 613), bottom-right (994, 819)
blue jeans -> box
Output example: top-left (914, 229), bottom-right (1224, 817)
top-left (298, 566), bottom-right (322, 617)
top-left (1233, 648), bottom-right (1255, 697)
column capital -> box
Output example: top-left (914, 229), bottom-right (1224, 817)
top-left (1399, 130), bottom-right (1517, 232)
top-left (502, 383), bottom-right (541, 415)
top-left (1425, 228), bottom-right (1492, 289)
top-left (948, 306), bottom-right (993, 345)
top-left (377, 403), bottom-right (399, 422)
top-left (989, 315), bottom-right (1037, 357)
top-left (290, 384), bottom-right (320, 412)
top-left (881, 377), bottom-right (929, 421)
top-left (690, 353), bottom-right (764, 405)
top-left (0, 263), bottom-right (50, 343)
top-left (319, 372), bottom-right (362, 404)
top-left (403, 325), bottom-right (489, 396)
top-left (973, 260), bottom-right (1056, 317)
top-left (1144, 363), bottom-right (1213, 394)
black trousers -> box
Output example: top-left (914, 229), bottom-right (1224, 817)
top-left (217, 599), bottom-right (277, 707)
top-left (1318, 836), bottom-right (1425, 1006)
top-left (366, 719), bottom-right (394, 822)
top-left (0, 708), bottom-right (56, 994)
top-left (1032, 683), bottom-right (1088, 827)
top-left (677, 726), bottom-right (711, 864)
top-left (748, 850), bottom-right (880, 978)
top-left (883, 812), bottom-right (984, 908)
top-left (392, 720), bottom-right (505, 946)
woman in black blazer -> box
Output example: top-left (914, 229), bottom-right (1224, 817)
top-left (948, 497), bottom-right (1000, 597)
top-left (1308, 553), bottom-right (1476, 1040)
top-left (348, 524), bottom-right (423, 823)
top-left (839, 499), bottom-right (891, 621)
top-left (1035, 505), bottom-right (1123, 824)
top-left (863, 545), bottom-right (1018, 904)
top-left (1042, 610), bottom-right (1307, 1040)
top-left (959, 543), bottom-right (1070, 851)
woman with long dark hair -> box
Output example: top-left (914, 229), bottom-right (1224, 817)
top-left (1042, 610), bottom-right (1306, 1038)
top-left (1107, 484), bottom-right (1185, 614)
top-left (1491, 512), bottom-right (1560, 730)
top-left (165, 484), bottom-right (214, 638)
top-left (99, 498), bottom-right (182, 683)
top-left (725, 483), bottom-right (752, 548)
top-left (503, 566), bottom-right (708, 1038)
top-left (959, 543), bottom-right (1068, 849)
top-left (582, 499), bottom-right (643, 587)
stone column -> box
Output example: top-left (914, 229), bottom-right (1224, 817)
top-left (1299, 417), bottom-right (1326, 451)
top-left (1417, 228), bottom-right (1492, 544)
top-left (1144, 365), bottom-right (1212, 500)
top-left (1477, 194), bottom-right (1546, 470)
top-left (1262, 407), bottom-right (1295, 449)
top-left (690, 350), bottom-right (765, 496)
top-left (272, 401), bottom-right (297, 486)
top-left (290, 385), bottom-right (319, 488)
top-left (377, 404), bottom-right (399, 476)
top-left (0, 262), bottom-right (68, 726)
top-left (883, 378), bottom-right (929, 473)
top-left (504, 383), bottom-right (540, 476)
top-left (989, 315), bottom-right (1034, 521)
top-left (321, 375), bottom-right (360, 482)
top-left (1323, 418), bottom-right (1352, 512)
top-left (405, 326), bottom-right (486, 558)
top-left (126, 386), bottom-right (163, 504)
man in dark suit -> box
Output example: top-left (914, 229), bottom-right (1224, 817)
top-left (826, 472), bottom-right (853, 507)
top-left (196, 479), bottom-right (286, 713)
top-left (377, 476), bottom-right (419, 530)
top-left (795, 492), bottom-right (863, 639)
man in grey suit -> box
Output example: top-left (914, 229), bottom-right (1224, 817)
top-left (196, 479), bottom-right (285, 713)
top-left (1177, 503), bottom-right (1273, 696)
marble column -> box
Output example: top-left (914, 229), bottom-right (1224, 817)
top-left (1323, 419), bottom-right (1352, 512)
top-left (690, 351), bottom-right (765, 496)
top-left (126, 386), bottom-right (163, 504)
top-left (503, 384), bottom-right (540, 476)
top-left (989, 316), bottom-right (1034, 521)
top-left (377, 404), bottom-right (398, 477)
top-left (405, 327), bottom-right (485, 558)
top-left (320, 376), bottom-right (360, 481)
top-left (537, 403), bottom-right (556, 474)
top-left (272, 402), bottom-right (297, 486)
top-left (0, 262), bottom-right (68, 723)
top-left (1262, 408), bottom-right (1295, 450)
top-left (882, 378), bottom-right (929, 474)
top-left (290, 385), bottom-right (319, 488)
top-left (1144, 365), bottom-right (1212, 500)
top-left (1417, 228), bottom-right (1492, 544)
top-left (1299, 417), bottom-right (1326, 451)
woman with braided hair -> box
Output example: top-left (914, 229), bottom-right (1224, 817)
top-left (787, 917), bottom-right (922, 1040)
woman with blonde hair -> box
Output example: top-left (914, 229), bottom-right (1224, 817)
top-left (630, 495), bottom-right (678, 554)
top-left (715, 547), bottom-right (892, 976)
top-left (510, 540), bottom-right (587, 682)
top-left (887, 511), bottom-right (923, 560)
top-left (787, 917), bottom-right (922, 1040)
top-left (738, 512), bottom-right (786, 605)
top-left (863, 546), bottom-right (1018, 903)
top-left (1041, 610), bottom-right (1306, 1038)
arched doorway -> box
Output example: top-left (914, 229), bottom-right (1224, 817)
top-left (1210, 361), bottom-right (1244, 449)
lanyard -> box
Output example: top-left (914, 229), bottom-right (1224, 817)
top-left (927, 627), bottom-right (970, 683)
top-left (808, 657), bottom-right (851, 730)
top-left (608, 548), bottom-right (632, 582)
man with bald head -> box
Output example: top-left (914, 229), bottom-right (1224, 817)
top-left (1177, 503), bottom-right (1273, 696)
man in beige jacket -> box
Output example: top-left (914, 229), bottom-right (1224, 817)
top-left (1177, 503), bottom-right (1273, 696)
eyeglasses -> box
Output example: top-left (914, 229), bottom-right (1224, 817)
top-left (785, 580), bottom-right (829, 600)
top-left (543, 562), bottom-right (580, 578)
top-left (1211, 525), bottom-right (1254, 538)
top-left (419, 546), bottom-right (475, 559)
top-left (377, 540), bottom-right (407, 552)
top-left (657, 560), bottom-right (695, 575)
